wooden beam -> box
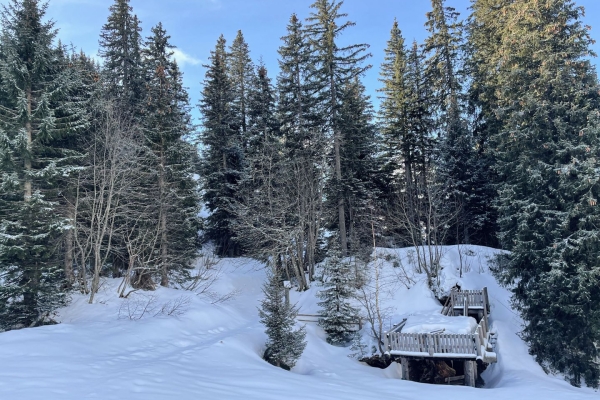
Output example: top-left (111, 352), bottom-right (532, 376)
top-left (400, 357), bottom-right (410, 380)
top-left (464, 360), bottom-right (476, 387)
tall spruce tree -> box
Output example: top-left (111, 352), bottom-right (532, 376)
top-left (0, 0), bottom-right (86, 329)
top-left (477, 0), bottom-right (600, 386)
top-left (228, 30), bottom-right (255, 146)
top-left (246, 62), bottom-right (278, 155)
top-left (378, 20), bottom-right (409, 189)
top-left (99, 0), bottom-right (144, 113)
top-left (141, 23), bottom-right (201, 286)
top-left (423, 0), bottom-right (479, 245)
top-left (305, 0), bottom-right (371, 256)
top-left (276, 13), bottom-right (326, 280)
top-left (199, 36), bottom-right (243, 256)
top-left (464, 0), bottom-right (512, 247)
top-left (335, 79), bottom-right (379, 257)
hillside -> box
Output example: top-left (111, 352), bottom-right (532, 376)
top-left (0, 246), bottom-right (597, 399)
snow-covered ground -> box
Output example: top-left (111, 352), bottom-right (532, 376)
top-left (0, 246), bottom-right (597, 399)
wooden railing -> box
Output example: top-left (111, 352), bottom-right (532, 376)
top-left (384, 287), bottom-right (497, 364)
top-left (384, 321), bottom-right (496, 363)
top-left (386, 332), bottom-right (478, 358)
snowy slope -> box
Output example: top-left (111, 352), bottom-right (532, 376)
top-left (0, 246), bottom-right (597, 399)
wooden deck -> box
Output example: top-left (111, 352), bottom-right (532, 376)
top-left (384, 287), bottom-right (497, 387)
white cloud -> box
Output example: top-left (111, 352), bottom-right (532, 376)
top-left (172, 48), bottom-right (202, 67)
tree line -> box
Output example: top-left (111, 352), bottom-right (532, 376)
top-left (0, 0), bottom-right (599, 388)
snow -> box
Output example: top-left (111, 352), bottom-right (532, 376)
top-left (0, 245), bottom-right (598, 399)
top-left (402, 313), bottom-right (478, 335)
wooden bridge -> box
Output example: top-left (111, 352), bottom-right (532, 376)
top-left (384, 287), bottom-right (497, 387)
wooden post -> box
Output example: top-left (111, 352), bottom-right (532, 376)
top-left (464, 360), bottom-right (476, 387)
top-left (482, 287), bottom-right (490, 335)
top-left (283, 281), bottom-right (291, 306)
top-left (400, 357), bottom-right (410, 380)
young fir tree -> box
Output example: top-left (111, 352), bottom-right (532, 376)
top-left (98, 0), bottom-right (144, 114)
top-left (0, 0), bottom-right (86, 329)
top-left (199, 35), bottom-right (243, 256)
top-left (317, 245), bottom-right (359, 345)
top-left (305, 0), bottom-right (371, 256)
top-left (259, 269), bottom-right (307, 370)
top-left (141, 23), bottom-right (201, 286)
top-left (478, 0), bottom-right (600, 387)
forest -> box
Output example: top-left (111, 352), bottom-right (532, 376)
top-left (0, 0), bottom-right (599, 389)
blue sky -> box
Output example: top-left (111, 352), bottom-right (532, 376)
top-left (8, 0), bottom-right (600, 122)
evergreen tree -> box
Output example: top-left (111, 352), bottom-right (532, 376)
top-left (259, 269), bottom-right (307, 370)
top-left (277, 13), bottom-right (322, 152)
top-left (479, 0), bottom-right (600, 386)
top-left (99, 0), bottom-right (144, 113)
top-left (464, 0), bottom-right (512, 247)
top-left (276, 13), bottom-right (326, 280)
top-left (141, 23), bottom-right (201, 286)
top-left (423, 0), bottom-right (478, 245)
top-left (199, 36), bottom-right (243, 256)
top-left (246, 62), bottom-right (278, 154)
top-left (335, 79), bottom-right (379, 257)
top-left (0, 0), bottom-right (86, 329)
top-left (228, 30), bottom-right (255, 145)
top-left (377, 20), bottom-right (409, 190)
top-left (317, 246), bottom-right (359, 345)
top-left (305, 0), bottom-right (371, 255)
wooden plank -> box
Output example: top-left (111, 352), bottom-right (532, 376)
top-left (446, 375), bottom-right (465, 383)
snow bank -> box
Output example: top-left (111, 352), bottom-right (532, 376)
top-left (0, 246), bottom-right (597, 399)
top-left (402, 313), bottom-right (478, 335)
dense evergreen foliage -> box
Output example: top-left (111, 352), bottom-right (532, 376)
top-left (471, 0), bottom-right (600, 386)
top-left (259, 269), bottom-right (307, 369)
top-left (0, 0), bottom-right (86, 329)
top-left (317, 247), bottom-right (359, 345)
top-left (1, 0), bottom-right (599, 383)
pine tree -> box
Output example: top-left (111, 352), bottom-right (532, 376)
top-left (0, 0), bottom-right (86, 329)
top-left (276, 13), bottom-right (326, 281)
top-left (259, 269), bottom-right (307, 370)
top-left (305, 0), bottom-right (371, 255)
top-left (246, 62), bottom-right (278, 155)
top-left (199, 35), bottom-right (243, 256)
top-left (141, 23), bottom-right (201, 286)
top-left (318, 246), bottom-right (359, 345)
top-left (423, 0), bottom-right (478, 245)
top-left (335, 79), bottom-right (379, 257)
top-left (464, 0), bottom-right (512, 247)
top-left (378, 20), bottom-right (409, 190)
top-left (228, 30), bottom-right (255, 145)
top-left (99, 0), bottom-right (144, 113)
top-left (479, 0), bottom-right (600, 387)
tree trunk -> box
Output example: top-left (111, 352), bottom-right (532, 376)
top-left (332, 97), bottom-right (347, 255)
top-left (24, 87), bottom-right (33, 201)
top-left (159, 155), bottom-right (169, 287)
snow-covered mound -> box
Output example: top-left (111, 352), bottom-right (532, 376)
top-left (0, 246), bottom-right (597, 399)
